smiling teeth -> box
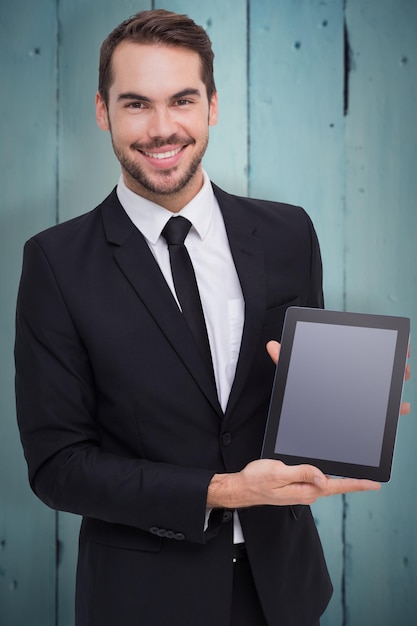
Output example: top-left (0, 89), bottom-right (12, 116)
top-left (143, 147), bottom-right (182, 159)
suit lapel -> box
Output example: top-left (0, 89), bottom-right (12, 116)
top-left (213, 185), bottom-right (266, 419)
top-left (101, 191), bottom-right (222, 417)
top-left (100, 186), bottom-right (267, 421)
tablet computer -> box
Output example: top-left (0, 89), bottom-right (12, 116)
top-left (261, 307), bottom-right (410, 481)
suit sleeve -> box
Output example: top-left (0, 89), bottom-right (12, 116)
top-left (15, 238), bottom-right (215, 544)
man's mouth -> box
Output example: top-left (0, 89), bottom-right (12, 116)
top-left (141, 147), bottom-right (183, 160)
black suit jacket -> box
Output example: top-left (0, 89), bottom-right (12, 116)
top-left (15, 184), bottom-right (332, 626)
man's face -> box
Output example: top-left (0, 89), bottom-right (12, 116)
top-left (96, 42), bottom-right (218, 210)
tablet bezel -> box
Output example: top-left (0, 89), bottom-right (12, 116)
top-left (261, 307), bottom-right (410, 482)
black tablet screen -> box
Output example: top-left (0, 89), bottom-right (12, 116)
top-left (274, 321), bottom-right (398, 467)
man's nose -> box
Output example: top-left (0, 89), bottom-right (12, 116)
top-left (147, 108), bottom-right (177, 139)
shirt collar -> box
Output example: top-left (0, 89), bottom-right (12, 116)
top-left (116, 171), bottom-right (214, 245)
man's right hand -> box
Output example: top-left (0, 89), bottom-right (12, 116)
top-left (207, 458), bottom-right (380, 509)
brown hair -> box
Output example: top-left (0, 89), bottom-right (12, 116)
top-left (98, 9), bottom-right (216, 105)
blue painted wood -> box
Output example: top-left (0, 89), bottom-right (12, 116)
top-left (249, 2), bottom-right (346, 624)
top-left (0, 1), bottom-right (58, 624)
top-left (249, 0), bottom-right (345, 313)
top-left (344, 1), bottom-right (417, 624)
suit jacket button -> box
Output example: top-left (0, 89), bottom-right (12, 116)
top-left (222, 432), bottom-right (232, 446)
top-left (174, 532), bottom-right (185, 541)
top-left (165, 530), bottom-right (175, 539)
top-left (156, 528), bottom-right (167, 537)
top-left (149, 526), bottom-right (159, 535)
top-left (222, 510), bottom-right (233, 523)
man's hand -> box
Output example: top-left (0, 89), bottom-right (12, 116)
top-left (207, 459), bottom-right (380, 509)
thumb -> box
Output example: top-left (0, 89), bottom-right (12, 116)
top-left (286, 463), bottom-right (327, 489)
top-left (266, 340), bottom-right (281, 364)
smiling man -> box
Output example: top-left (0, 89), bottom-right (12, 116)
top-left (15, 9), bottom-right (385, 626)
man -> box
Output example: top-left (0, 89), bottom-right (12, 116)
top-left (15, 9), bottom-right (400, 626)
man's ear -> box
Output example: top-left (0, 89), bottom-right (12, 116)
top-left (95, 92), bottom-right (110, 131)
top-left (208, 92), bottom-right (218, 127)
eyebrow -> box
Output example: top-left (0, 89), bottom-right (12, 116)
top-left (117, 88), bottom-right (202, 103)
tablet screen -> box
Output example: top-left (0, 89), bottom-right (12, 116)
top-left (262, 308), bottom-right (410, 481)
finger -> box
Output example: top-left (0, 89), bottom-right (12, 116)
top-left (266, 340), bottom-right (281, 364)
top-left (284, 466), bottom-right (381, 494)
top-left (400, 401), bottom-right (411, 415)
top-left (323, 477), bottom-right (381, 496)
top-left (405, 363), bottom-right (410, 381)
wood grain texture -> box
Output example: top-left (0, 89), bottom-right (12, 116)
top-left (248, 3), bottom-right (346, 623)
top-left (344, 1), bottom-right (417, 624)
top-left (0, 1), bottom-right (58, 624)
top-left (249, 0), bottom-right (345, 313)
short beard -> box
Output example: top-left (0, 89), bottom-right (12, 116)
top-left (111, 133), bottom-right (208, 197)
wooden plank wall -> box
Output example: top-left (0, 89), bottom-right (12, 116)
top-left (0, 1), bottom-right (415, 624)
top-left (344, 2), bottom-right (417, 624)
top-left (0, 1), bottom-right (58, 624)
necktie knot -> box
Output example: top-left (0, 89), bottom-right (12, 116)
top-left (162, 216), bottom-right (192, 246)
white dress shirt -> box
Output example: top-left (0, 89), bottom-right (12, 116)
top-left (117, 171), bottom-right (245, 542)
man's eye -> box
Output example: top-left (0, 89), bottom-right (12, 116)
top-left (126, 102), bottom-right (145, 109)
top-left (175, 99), bottom-right (191, 106)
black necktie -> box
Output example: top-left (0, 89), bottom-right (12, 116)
top-left (161, 216), bottom-right (214, 379)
